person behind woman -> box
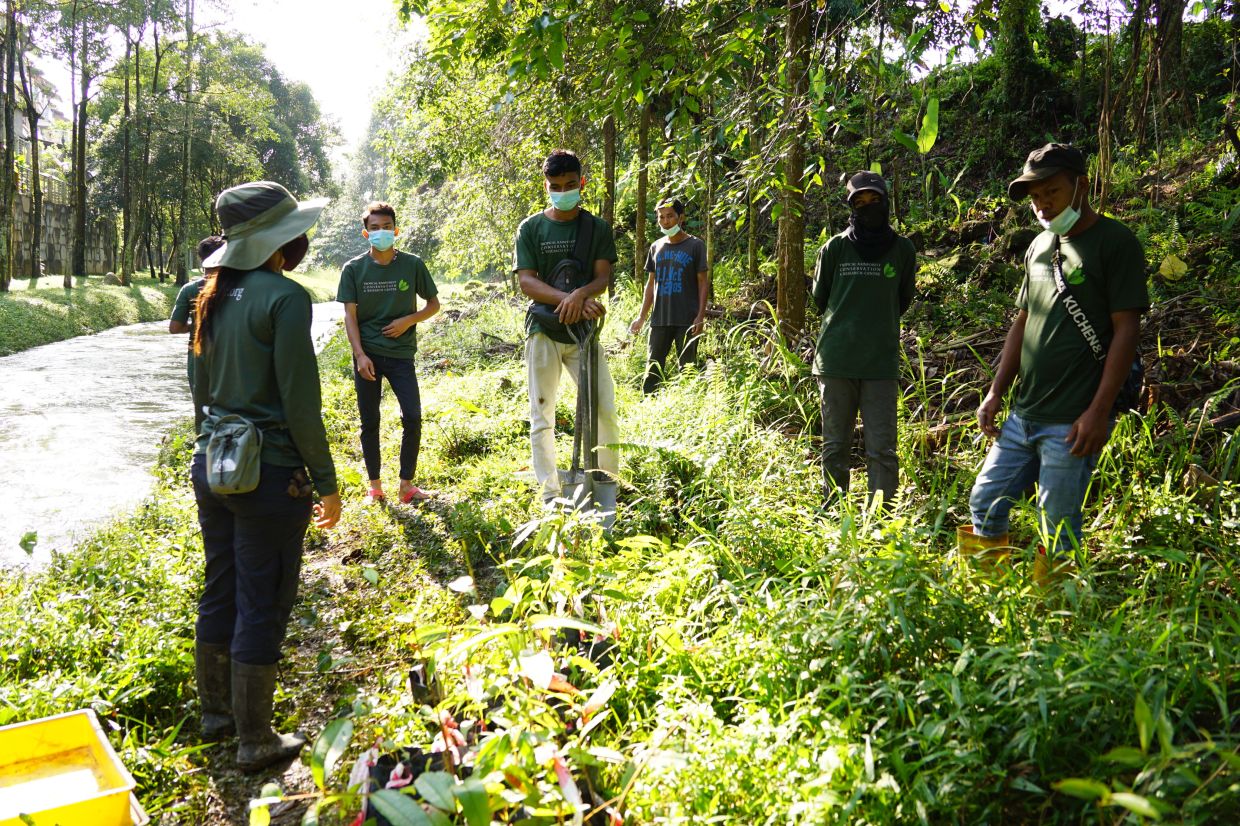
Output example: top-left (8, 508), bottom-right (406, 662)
top-left (191, 180), bottom-right (342, 772)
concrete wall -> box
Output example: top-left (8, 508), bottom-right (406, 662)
top-left (12, 189), bottom-right (117, 277)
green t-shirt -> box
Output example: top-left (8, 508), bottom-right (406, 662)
top-left (171, 277), bottom-right (205, 346)
top-left (1014, 216), bottom-right (1149, 423)
top-left (336, 250), bottom-right (438, 359)
top-left (172, 277), bottom-right (206, 385)
top-left (512, 211), bottom-right (618, 339)
top-left (811, 233), bottom-right (917, 380)
top-left (192, 269), bottom-right (337, 496)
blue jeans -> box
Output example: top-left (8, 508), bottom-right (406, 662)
top-left (969, 411), bottom-right (1106, 554)
top-left (192, 455), bottom-right (312, 665)
top-left (354, 353), bottom-right (421, 481)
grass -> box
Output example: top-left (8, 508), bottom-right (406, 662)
top-left (1, 151), bottom-right (1239, 822)
top-left (0, 267), bottom-right (339, 357)
top-left (0, 276), bottom-right (182, 356)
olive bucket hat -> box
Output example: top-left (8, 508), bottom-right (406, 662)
top-left (201, 181), bottom-right (328, 270)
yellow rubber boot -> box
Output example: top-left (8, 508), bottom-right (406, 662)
top-left (956, 525), bottom-right (1011, 574)
top-left (1032, 546), bottom-right (1076, 588)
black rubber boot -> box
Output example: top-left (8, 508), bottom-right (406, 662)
top-left (232, 661), bottom-right (306, 773)
top-left (195, 641), bottom-right (235, 740)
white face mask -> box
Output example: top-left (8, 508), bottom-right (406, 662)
top-left (1035, 177), bottom-right (1081, 235)
top-left (660, 223), bottom-right (680, 237)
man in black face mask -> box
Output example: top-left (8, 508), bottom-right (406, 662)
top-left (811, 171), bottom-right (916, 510)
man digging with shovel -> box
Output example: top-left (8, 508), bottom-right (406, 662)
top-left (514, 149), bottom-right (620, 526)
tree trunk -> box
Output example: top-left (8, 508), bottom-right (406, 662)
top-left (120, 32), bottom-right (133, 285)
top-left (72, 16), bottom-right (89, 278)
top-left (704, 145), bottom-right (714, 302)
top-left (178, 0), bottom-right (195, 285)
top-left (746, 124), bottom-right (758, 285)
top-left (634, 103), bottom-right (651, 286)
top-left (1, 2), bottom-right (17, 292)
top-left (1121, 0), bottom-right (1150, 139)
top-left (17, 38), bottom-right (44, 283)
top-left (602, 112), bottom-right (616, 296)
top-left (776, 0), bottom-right (809, 340)
top-left (1153, 0), bottom-right (1187, 123)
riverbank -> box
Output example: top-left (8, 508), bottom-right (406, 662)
top-left (2, 277), bottom-right (1238, 823)
top-left (0, 269), bottom-right (339, 357)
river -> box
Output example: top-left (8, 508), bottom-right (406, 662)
top-left (0, 302), bottom-right (344, 567)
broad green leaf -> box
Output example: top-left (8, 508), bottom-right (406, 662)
top-left (19, 531), bottom-right (36, 555)
top-left (1108, 792), bottom-right (1160, 819)
top-left (447, 575), bottom-right (476, 593)
top-left (1053, 778), bottom-right (1110, 801)
top-left (518, 649), bottom-right (555, 688)
top-left (454, 778), bottom-right (490, 826)
top-left (892, 130), bottom-right (919, 153)
top-left (249, 805), bottom-right (270, 826)
top-left (362, 566), bottom-right (379, 586)
top-left (1135, 693), bottom-right (1153, 754)
top-left (311, 718), bottom-right (354, 791)
top-left (1101, 746), bottom-right (1146, 768)
top-left (370, 789), bottom-right (433, 826)
top-left (870, 161), bottom-right (882, 175)
top-left (1159, 254), bottom-right (1187, 279)
top-left (654, 625), bottom-right (684, 653)
top-left (916, 97), bottom-right (939, 155)
top-left (415, 771), bottom-right (456, 812)
top-left (938, 0), bottom-right (950, 11)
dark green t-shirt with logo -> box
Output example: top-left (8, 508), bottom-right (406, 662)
top-left (191, 269), bottom-right (337, 496)
top-left (811, 233), bottom-right (917, 380)
top-left (513, 211), bottom-right (618, 340)
top-left (171, 277), bottom-right (206, 384)
top-left (1014, 216), bottom-right (1149, 423)
top-left (336, 250), bottom-right (438, 359)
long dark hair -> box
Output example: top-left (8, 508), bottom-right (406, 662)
top-left (193, 267), bottom-right (251, 355)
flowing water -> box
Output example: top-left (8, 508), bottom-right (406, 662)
top-left (0, 302), bottom-right (344, 568)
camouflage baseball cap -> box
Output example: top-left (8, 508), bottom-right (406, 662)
top-left (202, 181), bottom-right (328, 270)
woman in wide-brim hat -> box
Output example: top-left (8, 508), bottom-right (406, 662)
top-left (190, 180), bottom-right (342, 772)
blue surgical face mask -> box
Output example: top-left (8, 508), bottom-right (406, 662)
top-left (367, 229), bottom-right (396, 251)
top-left (549, 188), bottom-right (581, 211)
top-left (1035, 177), bottom-right (1082, 235)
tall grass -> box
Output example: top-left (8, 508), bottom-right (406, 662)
top-left (2, 271), bottom-right (1236, 823)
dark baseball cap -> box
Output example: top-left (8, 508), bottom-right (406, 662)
top-left (1008, 143), bottom-right (1087, 200)
top-left (846, 171), bottom-right (888, 202)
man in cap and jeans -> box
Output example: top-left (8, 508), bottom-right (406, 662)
top-left (811, 171), bottom-right (916, 509)
top-left (962, 143), bottom-right (1148, 582)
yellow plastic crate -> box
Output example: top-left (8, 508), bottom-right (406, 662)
top-left (0, 709), bottom-right (137, 826)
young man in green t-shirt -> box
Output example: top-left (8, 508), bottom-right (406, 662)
top-left (513, 149), bottom-right (619, 503)
top-left (965, 144), bottom-right (1148, 579)
top-left (812, 171), bottom-right (916, 508)
top-left (337, 201), bottom-right (441, 504)
top-left (629, 197), bottom-right (709, 394)
top-left (169, 236), bottom-right (224, 386)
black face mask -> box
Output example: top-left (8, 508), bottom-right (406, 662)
top-left (280, 235), bottom-right (309, 271)
top-left (845, 198), bottom-right (896, 260)
top-left (853, 202), bottom-right (888, 231)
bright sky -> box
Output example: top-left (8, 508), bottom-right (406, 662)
top-left (194, 0), bottom-right (425, 153)
top-left (35, 0), bottom-right (425, 164)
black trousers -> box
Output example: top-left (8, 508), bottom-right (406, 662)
top-left (643, 325), bottom-right (698, 394)
top-left (192, 456), bottom-right (312, 665)
top-left (355, 352), bottom-right (422, 481)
